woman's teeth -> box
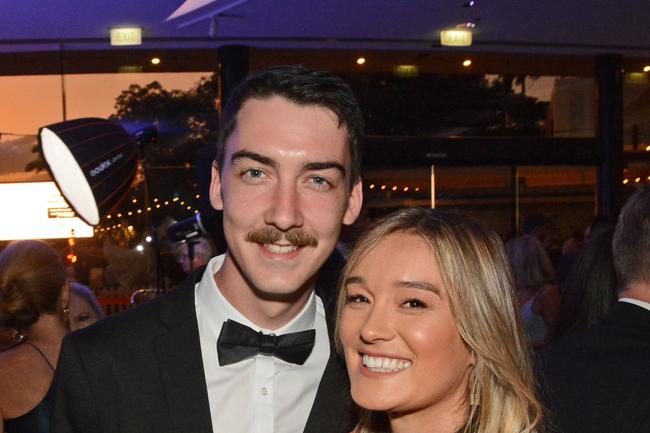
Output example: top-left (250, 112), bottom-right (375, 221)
top-left (362, 354), bottom-right (411, 372)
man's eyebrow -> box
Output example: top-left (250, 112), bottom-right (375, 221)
top-left (394, 280), bottom-right (441, 295)
top-left (303, 161), bottom-right (346, 177)
top-left (230, 150), bottom-right (275, 167)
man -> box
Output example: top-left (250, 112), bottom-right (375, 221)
top-left (173, 237), bottom-right (213, 274)
top-left (541, 186), bottom-right (650, 433)
top-left (52, 65), bottom-right (364, 433)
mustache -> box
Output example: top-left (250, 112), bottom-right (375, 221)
top-left (245, 227), bottom-right (318, 248)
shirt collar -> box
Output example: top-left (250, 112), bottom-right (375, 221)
top-left (619, 297), bottom-right (650, 311)
top-left (196, 254), bottom-right (317, 335)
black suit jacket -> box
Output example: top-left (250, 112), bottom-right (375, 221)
top-left (52, 267), bottom-right (356, 433)
top-left (540, 301), bottom-right (650, 433)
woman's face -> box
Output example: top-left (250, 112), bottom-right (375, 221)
top-left (339, 232), bottom-right (473, 422)
top-left (69, 292), bottom-right (100, 331)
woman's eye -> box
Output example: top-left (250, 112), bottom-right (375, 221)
top-left (346, 294), bottom-right (368, 304)
top-left (403, 299), bottom-right (428, 309)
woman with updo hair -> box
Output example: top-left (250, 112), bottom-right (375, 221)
top-left (0, 240), bottom-right (70, 433)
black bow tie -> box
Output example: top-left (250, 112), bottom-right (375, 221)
top-left (216, 319), bottom-right (316, 366)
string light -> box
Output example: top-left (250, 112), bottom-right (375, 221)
top-left (366, 183), bottom-right (424, 193)
top-left (635, 177), bottom-right (641, 183)
top-left (623, 179), bottom-right (629, 184)
top-left (95, 193), bottom-right (202, 232)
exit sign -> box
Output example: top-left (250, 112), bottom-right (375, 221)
top-left (110, 27), bottom-right (142, 46)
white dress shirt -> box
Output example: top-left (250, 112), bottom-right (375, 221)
top-left (195, 254), bottom-right (330, 433)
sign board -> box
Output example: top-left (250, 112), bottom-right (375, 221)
top-left (110, 27), bottom-right (142, 46)
top-left (440, 29), bottom-right (472, 46)
top-left (0, 182), bottom-right (94, 240)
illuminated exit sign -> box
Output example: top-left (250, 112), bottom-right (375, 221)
top-left (110, 27), bottom-right (142, 46)
top-left (440, 29), bottom-right (472, 47)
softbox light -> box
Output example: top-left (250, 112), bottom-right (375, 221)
top-left (39, 118), bottom-right (138, 226)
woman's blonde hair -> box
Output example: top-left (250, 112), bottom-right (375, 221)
top-left (335, 208), bottom-right (543, 433)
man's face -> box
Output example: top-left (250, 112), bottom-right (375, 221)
top-left (211, 95), bottom-right (362, 304)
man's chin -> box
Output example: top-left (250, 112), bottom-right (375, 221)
top-left (248, 277), bottom-right (317, 303)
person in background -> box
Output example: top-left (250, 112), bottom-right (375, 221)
top-left (172, 237), bottom-right (213, 275)
top-left (506, 235), bottom-right (560, 347)
top-left (0, 327), bottom-right (16, 352)
top-left (556, 216), bottom-right (614, 293)
top-left (68, 282), bottom-right (104, 331)
top-left (0, 240), bottom-right (70, 433)
top-left (552, 227), bottom-right (617, 339)
top-left (541, 186), bottom-right (650, 433)
top-left (338, 208), bottom-right (543, 433)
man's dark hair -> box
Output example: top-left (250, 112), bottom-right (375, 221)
top-left (215, 64), bottom-right (364, 186)
top-left (612, 186), bottom-right (650, 290)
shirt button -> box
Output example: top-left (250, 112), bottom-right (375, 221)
top-left (261, 387), bottom-right (268, 396)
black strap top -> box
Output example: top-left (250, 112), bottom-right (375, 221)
top-left (4, 342), bottom-right (55, 433)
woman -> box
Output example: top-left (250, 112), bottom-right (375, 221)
top-left (68, 282), bottom-right (104, 331)
top-left (505, 235), bottom-right (560, 346)
top-left (0, 240), bottom-right (70, 433)
top-left (337, 208), bottom-right (542, 433)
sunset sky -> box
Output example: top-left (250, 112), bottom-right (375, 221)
top-left (0, 71), bottom-right (210, 136)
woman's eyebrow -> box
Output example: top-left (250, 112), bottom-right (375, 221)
top-left (394, 280), bottom-right (441, 295)
top-left (344, 275), bottom-right (364, 286)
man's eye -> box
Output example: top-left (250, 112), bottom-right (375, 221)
top-left (241, 169), bottom-right (266, 182)
top-left (247, 169), bottom-right (263, 178)
top-left (309, 176), bottom-right (332, 189)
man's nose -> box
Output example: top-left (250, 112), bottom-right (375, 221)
top-left (263, 181), bottom-right (304, 231)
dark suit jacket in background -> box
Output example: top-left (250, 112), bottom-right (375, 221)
top-left (540, 301), bottom-right (650, 433)
top-left (52, 261), bottom-right (356, 433)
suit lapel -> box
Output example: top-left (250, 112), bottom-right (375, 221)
top-left (305, 252), bottom-right (357, 433)
top-left (303, 351), bottom-right (356, 433)
top-left (154, 271), bottom-right (214, 433)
